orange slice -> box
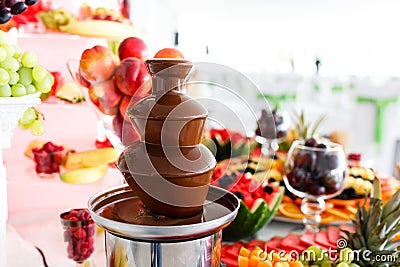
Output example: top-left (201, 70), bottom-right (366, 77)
top-left (278, 202), bottom-right (304, 220)
top-left (320, 214), bottom-right (335, 224)
top-left (324, 208), bottom-right (352, 220)
top-left (238, 255), bottom-right (249, 267)
top-left (345, 205), bottom-right (358, 215)
top-left (326, 198), bottom-right (363, 207)
top-left (239, 247), bottom-right (251, 258)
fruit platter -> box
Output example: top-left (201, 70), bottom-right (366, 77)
top-left (205, 110), bottom-right (400, 242)
top-left (220, 179), bottom-right (400, 267)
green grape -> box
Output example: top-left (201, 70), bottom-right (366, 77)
top-left (11, 83), bottom-right (26, 97)
top-left (12, 45), bottom-right (21, 59)
top-left (18, 120), bottom-right (31, 130)
top-left (8, 71), bottom-right (19, 85)
top-left (0, 43), bottom-right (15, 58)
top-left (20, 107), bottom-right (36, 125)
top-left (25, 84), bottom-right (36, 94)
top-left (29, 119), bottom-right (45, 136)
top-left (0, 57), bottom-right (20, 72)
top-left (349, 263), bottom-right (360, 267)
top-left (18, 67), bottom-right (33, 85)
top-left (0, 84), bottom-right (11, 96)
top-left (0, 47), bottom-right (7, 62)
top-left (34, 72), bottom-right (54, 93)
top-left (336, 263), bottom-right (350, 267)
top-left (0, 68), bottom-right (10, 85)
top-left (21, 52), bottom-right (38, 68)
top-left (307, 245), bottom-right (323, 262)
top-left (339, 248), bottom-right (354, 263)
top-left (321, 261), bottom-right (333, 267)
top-left (32, 65), bottom-right (47, 82)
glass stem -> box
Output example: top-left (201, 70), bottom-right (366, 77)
top-left (300, 197), bottom-right (325, 232)
top-left (261, 139), bottom-right (279, 158)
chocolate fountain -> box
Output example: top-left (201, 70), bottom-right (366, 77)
top-left (88, 59), bottom-right (239, 267)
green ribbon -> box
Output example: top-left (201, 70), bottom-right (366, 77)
top-left (257, 93), bottom-right (297, 110)
top-left (357, 96), bottom-right (399, 147)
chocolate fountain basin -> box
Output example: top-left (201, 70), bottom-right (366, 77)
top-left (88, 185), bottom-right (239, 267)
top-left (88, 184), bottom-right (239, 242)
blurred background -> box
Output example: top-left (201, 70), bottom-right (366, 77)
top-left (14, 0), bottom-right (400, 176)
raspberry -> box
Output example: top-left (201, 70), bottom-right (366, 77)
top-left (348, 153), bottom-right (361, 161)
top-left (73, 228), bottom-right (86, 238)
top-left (61, 208), bottom-right (95, 263)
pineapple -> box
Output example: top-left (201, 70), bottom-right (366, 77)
top-left (343, 178), bottom-right (400, 267)
top-left (291, 110), bottom-right (326, 141)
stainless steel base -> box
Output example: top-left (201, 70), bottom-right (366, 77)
top-left (105, 230), bottom-right (223, 267)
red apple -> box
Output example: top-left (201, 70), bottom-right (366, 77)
top-left (79, 45), bottom-right (118, 84)
top-left (119, 94), bottom-right (148, 121)
top-left (114, 57), bottom-right (151, 97)
top-left (112, 113), bottom-right (140, 146)
top-left (50, 71), bottom-right (64, 95)
top-left (154, 48), bottom-right (184, 59)
top-left (118, 37), bottom-right (148, 61)
top-left (88, 79), bottom-right (122, 115)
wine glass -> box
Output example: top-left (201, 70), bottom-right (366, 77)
top-left (283, 139), bottom-right (347, 232)
top-left (255, 108), bottom-right (292, 158)
top-left (66, 59), bottom-right (151, 155)
top-left (60, 208), bottom-right (96, 266)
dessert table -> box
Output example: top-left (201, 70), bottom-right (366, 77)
top-left (3, 101), bottom-right (120, 266)
top-left (2, 100), bottom-right (303, 266)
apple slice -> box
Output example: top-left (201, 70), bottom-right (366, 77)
top-left (60, 164), bottom-right (108, 184)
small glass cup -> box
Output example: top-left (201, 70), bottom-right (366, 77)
top-left (283, 139), bottom-right (347, 232)
top-left (32, 146), bottom-right (66, 178)
top-left (60, 208), bottom-right (96, 266)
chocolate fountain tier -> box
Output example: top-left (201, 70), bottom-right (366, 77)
top-left (88, 184), bottom-right (239, 242)
top-left (117, 142), bottom-right (216, 218)
top-left (128, 89), bottom-right (208, 146)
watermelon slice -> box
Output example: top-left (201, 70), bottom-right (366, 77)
top-left (299, 230), bottom-right (316, 247)
top-left (279, 233), bottom-right (308, 253)
top-left (222, 186), bottom-right (285, 241)
top-left (315, 231), bottom-right (332, 249)
top-left (327, 226), bottom-right (341, 246)
top-left (264, 236), bottom-right (283, 252)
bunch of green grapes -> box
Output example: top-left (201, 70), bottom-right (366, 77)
top-left (0, 30), bottom-right (54, 136)
top-left (18, 107), bottom-right (44, 135)
top-left (0, 33), bottom-right (54, 97)
top-left (301, 246), bottom-right (360, 267)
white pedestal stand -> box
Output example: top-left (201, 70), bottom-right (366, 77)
top-left (0, 93), bottom-right (41, 267)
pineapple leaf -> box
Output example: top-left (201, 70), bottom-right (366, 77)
top-left (359, 206), bottom-right (369, 236)
top-left (366, 198), bottom-right (383, 229)
top-left (310, 114), bottom-right (326, 138)
top-left (385, 223), bottom-right (400, 244)
top-left (367, 223), bottom-right (386, 247)
top-left (371, 177), bottom-right (382, 200)
top-left (382, 189), bottom-right (400, 220)
top-left (385, 240), bottom-right (400, 251)
top-left (383, 207), bottom-right (400, 234)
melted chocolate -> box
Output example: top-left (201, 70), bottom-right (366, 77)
top-left (99, 196), bottom-right (231, 226)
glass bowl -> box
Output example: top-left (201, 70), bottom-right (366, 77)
top-left (66, 59), bottom-right (151, 154)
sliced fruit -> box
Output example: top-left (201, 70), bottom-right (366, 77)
top-left (55, 81), bottom-right (84, 103)
top-left (60, 164), bottom-right (108, 184)
top-left (238, 255), bottom-right (249, 267)
top-left (24, 139), bottom-right (47, 158)
top-left (64, 147), bottom-right (118, 170)
top-left (222, 186), bottom-right (285, 241)
top-left (324, 207), bottom-right (352, 220)
top-left (59, 20), bottom-right (143, 39)
top-left (278, 202), bottom-right (304, 220)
